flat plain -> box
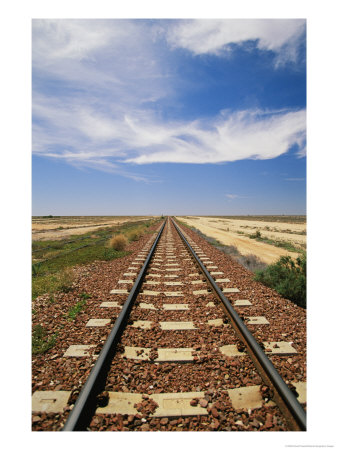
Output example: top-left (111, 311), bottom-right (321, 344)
top-left (177, 216), bottom-right (306, 264)
top-left (32, 216), bottom-right (156, 241)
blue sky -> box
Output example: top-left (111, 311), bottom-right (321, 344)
top-left (32, 19), bottom-right (306, 215)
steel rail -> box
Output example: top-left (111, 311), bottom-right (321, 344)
top-left (171, 218), bottom-right (306, 431)
top-left (62, 220), bottom-right (166, 431)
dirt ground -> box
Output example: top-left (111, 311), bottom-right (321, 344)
top-left (32, 216), bottom-right (156, 241)
top-left (177, 216), bottom-right (306, 265)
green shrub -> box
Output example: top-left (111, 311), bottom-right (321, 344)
top-left (32, 262), bottom-right (43, 277)
top-left (249, 230), bottom-right (262, 239)
top-left (247, 230), bottom-right (300, 252)
top-left (254, 254), bottom-right (306, 308)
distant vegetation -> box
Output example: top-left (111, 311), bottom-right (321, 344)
top-left (177, 221), bottom-right (268, 272)
top-left (125, 224), bottom-right (148, 242)
top-left (254, 253), bottom-right (306, 308)
top-left (177, 218), bottom-right (306, 307)
top-left (193, 215), bottom-right (306, 224)
top-left (32, 218), bottom-right (159, 299)
top-left (248, 230), bottom-right (302, 252)
top-left (108, 222), bottom-right (153, 250)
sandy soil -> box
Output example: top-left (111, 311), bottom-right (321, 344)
top-left (32, 216), bottom-right (155, 241)
top-left (178, 216), bottom-right (306, 264)
top-left (193, 217), bottom-right (306, 247)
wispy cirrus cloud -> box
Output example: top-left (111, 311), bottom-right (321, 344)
top-left (32, 19), bottom-right (174, 181)
top-left (123, 108), bottom-right (306, 164)
top-left (33, 96), bottom-right (306, 167)
top-left (33, 19), bottom-right (170, 102)
top-left (32, 19), bottom-right (306, 180)
top-left (166, 19), bottom-right (306, 67)
top-left (225, 194), bottom-right (248, 200)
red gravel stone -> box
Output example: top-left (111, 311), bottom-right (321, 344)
top-left (32, 220), bottom-right (305, 432)
top-left (199, 399), bottom-right (208, 408)
top-left (210, 407), bottom-right (219, 418)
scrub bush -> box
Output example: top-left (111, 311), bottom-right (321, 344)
top-left (254, 254), bottom-right (306, 308)
top-left (108, 234), bottom-right (128, 251)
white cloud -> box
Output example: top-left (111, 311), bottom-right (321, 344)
top-left (33, 95), bottom-right (306, 168)
top-left (32, 19), bottom-right (176, 181)
top-left (124, 108), bottom-right (306, 164)
top-left (33, 19), bottom-right (172, 108)
top-left (166, 19), bottom-right (305, 65)
top-left (225, 194), bottom-right (247, 200)
top-left (33, 19), bottom-right (115, 62)
top-left (32, 20), bottom-right (306, 180)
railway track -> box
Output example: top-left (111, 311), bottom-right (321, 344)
top-left (32, 217), bottom-right (306, 431)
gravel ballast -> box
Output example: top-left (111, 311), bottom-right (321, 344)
top-left (32, 219), bottom-right (306, 431)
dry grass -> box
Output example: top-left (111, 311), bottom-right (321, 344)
top-left (57, 267), bottom-right (75, 292)
top-left (125, 226), bottom-right (145, 242)
top-left (32, 267), bottom-right (75, 299)
top-left (108, 234), bottom-right (128, 251)
top-left (32, 216), bottom-right (157, 241)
